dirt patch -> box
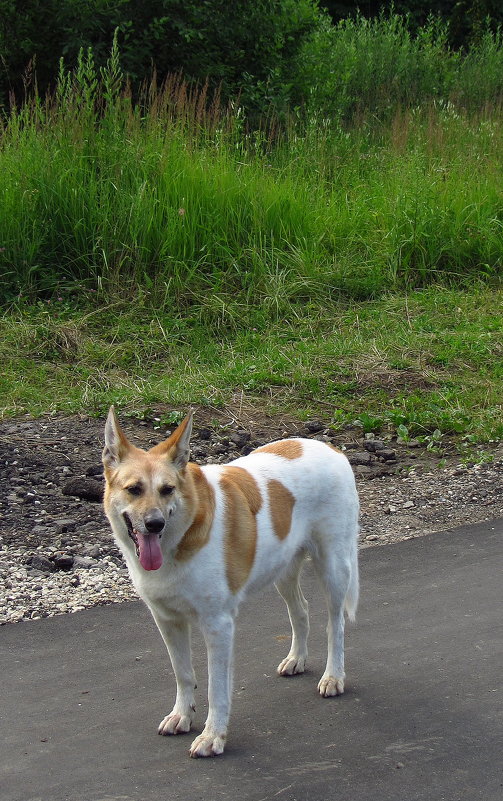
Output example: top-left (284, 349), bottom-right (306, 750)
top-left (353, 367), bottom-right (438, 392)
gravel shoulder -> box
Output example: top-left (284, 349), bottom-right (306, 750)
top-left (1, 412), bottom-right (502, 625)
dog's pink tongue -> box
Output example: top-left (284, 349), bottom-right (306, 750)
top-left (137, 533), bottom-right (163, 571)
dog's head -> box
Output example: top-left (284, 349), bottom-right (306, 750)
top-left (102, 407), bottom-right (193, 571)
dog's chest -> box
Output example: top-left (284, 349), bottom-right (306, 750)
top-left (130, 562), bottom-right (196, 616)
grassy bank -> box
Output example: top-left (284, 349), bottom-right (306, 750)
top-left (1, 286), bottom-right (501, 441)
top-left (1, 46), bottom-right (502, 441)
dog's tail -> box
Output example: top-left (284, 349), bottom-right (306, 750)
top-left (344, 534), bottom-right (359, 622)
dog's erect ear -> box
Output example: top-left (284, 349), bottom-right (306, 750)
top-left (151, 411), bottom-right (193, 470)
top-left (103, 406), bottom-right (131, 469)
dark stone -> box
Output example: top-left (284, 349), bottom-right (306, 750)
top-left (53, 553), bottom-right (75, 570)
top-left (84, 544), bottom-right (101, 559)
top-left (363, 439), bottom-right (385, 452)
top-left (304, 420), bottom-right (324, 434)
top-left (230, 431), bottom-right (251, 448)
top-left (352, 465), bottom-right (374, 476)
top-left (191, 447), bottom-right (208, 459)
top-left (347, 451), bottom-right (373, 466)
top-left (197, 428), bottom-right (212, 441)
top-left (25, 554), bottom-right (55, 573)
top-left (62, 478), bottom-right (103, 502)
top-left (86, 465), bottom-right (104, 478)
top-left (379, 449), bottom-right (397, 462)
top-left (31, 525), bottom-right (49, 536)
top-left (54, 518), bottom-right (78, 534)
top-left (73, 555), bottom-right (98, 569)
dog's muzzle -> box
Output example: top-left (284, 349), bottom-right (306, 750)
top-left (123, 513), bottom-right (164, 571)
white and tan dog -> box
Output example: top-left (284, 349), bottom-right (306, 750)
top-left (103, 408), bottom-right (359, 758)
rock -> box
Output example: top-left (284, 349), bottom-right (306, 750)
top-left (25, 554), bottom-right (55, 573)
top-left (191, 446), bottom-right (208, 459)
top-left (53, 553), bottom-right (74, 570)
top-left (304, 420), bottom-right (324, 434)
top-left (378, 449), bottom-right (397, 462)
top-left (397, 437), bottom-right (420, 448)
top-left (84, 544), bottom-right (101, 559)
top-left (197, 428), bottom-right (212, 441)
top-left (347, 451), bottom-right (373, 466)
top-left (54, 518), bottom-right (78, 534)
top-left (73, 556), bottom-right (99, 569)
top-left (212, 443), bottom-right (228, 455)
top-left (403, 500), bottom-right (415, 509)
top-left (353, 465), bottom-right (374, 476)
top-left (31, 525), bottom-right (50, 536)
top-left (85, 465), bottom-right (104, 478)
top-left (62, 478), bottom-right (103, 502)
top-left (363, 439), bottom-right (385, 453)
top-left (230, 431), bottom-right (251, 448)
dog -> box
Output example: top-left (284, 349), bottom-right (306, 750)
top-left (102, 407), bottom-right (359, 758)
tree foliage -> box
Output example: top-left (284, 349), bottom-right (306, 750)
top-left (1, 0), bottom-right (502, 114)
top-left (0, 0), bottom-right (323, 111)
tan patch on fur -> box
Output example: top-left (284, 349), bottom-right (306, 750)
top-left (268, 479), bottom-right (295, 540)
top-left (220, 471), bottom-right (258, 593)
top-left (221, 466), bottom-right (262, 514)
top-left (253, 440), bottom-right (303, 460)
top-left (175, 464), bottom-right (215, 562)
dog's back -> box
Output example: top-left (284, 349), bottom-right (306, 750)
top-left (202, 437), bottom-right (359, 603)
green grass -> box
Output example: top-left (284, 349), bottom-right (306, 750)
top-left (0, 46), bottom-right (502, 441)
top-left (0, 65), bottom-right (502, 304)
top-left (1, 286), bottom-right (501, 441)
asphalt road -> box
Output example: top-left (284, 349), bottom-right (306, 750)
top-left (1, 519), bottom-right (502, 801)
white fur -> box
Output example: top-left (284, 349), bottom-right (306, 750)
top-left (104, 417), bottom-right (359, 759)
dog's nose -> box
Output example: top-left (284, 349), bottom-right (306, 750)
top-left (144, 510), bottom-right (165, 534)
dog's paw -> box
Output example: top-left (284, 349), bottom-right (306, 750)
top-left (189, 731), bottom-right (226, 758)
top-left (158, 711), bottom-right (193, 735)
top-left (318, 675), bottom-right (344, 697)
top-left (277, 654), bottom-right (307, 676)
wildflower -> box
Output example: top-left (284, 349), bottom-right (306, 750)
top-left (178, 208), bottom-right (186, 216)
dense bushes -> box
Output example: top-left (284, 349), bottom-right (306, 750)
top-left (2, 2), bottom-right (503, 117)
top-left (293, 12), bottom-right (503, 119)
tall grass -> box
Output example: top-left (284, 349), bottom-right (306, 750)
top-left (295, 12), bottom-right (503, 119)
top-left (0, 31), bottom-right (502, 315)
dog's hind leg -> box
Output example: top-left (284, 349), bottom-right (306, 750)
top-left (312, 547), bottom-right (353, 697)
top-left (152, 612), bottom-right (197, 735)
top-left (276, 551), bottom-right (309, 676)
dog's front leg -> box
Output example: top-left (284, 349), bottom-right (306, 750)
top-left (151, 611), bottom-right (197, 736)
top-left (189, 613), bottom-right (235, 758)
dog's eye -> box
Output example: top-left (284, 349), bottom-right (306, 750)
top-left (126, 484), bottom-right (143, 496)
top-left (159, 484), bottom-right (175, 496)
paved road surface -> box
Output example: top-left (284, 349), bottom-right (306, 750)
top-left (2, 520), bottom-right (502, 801)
